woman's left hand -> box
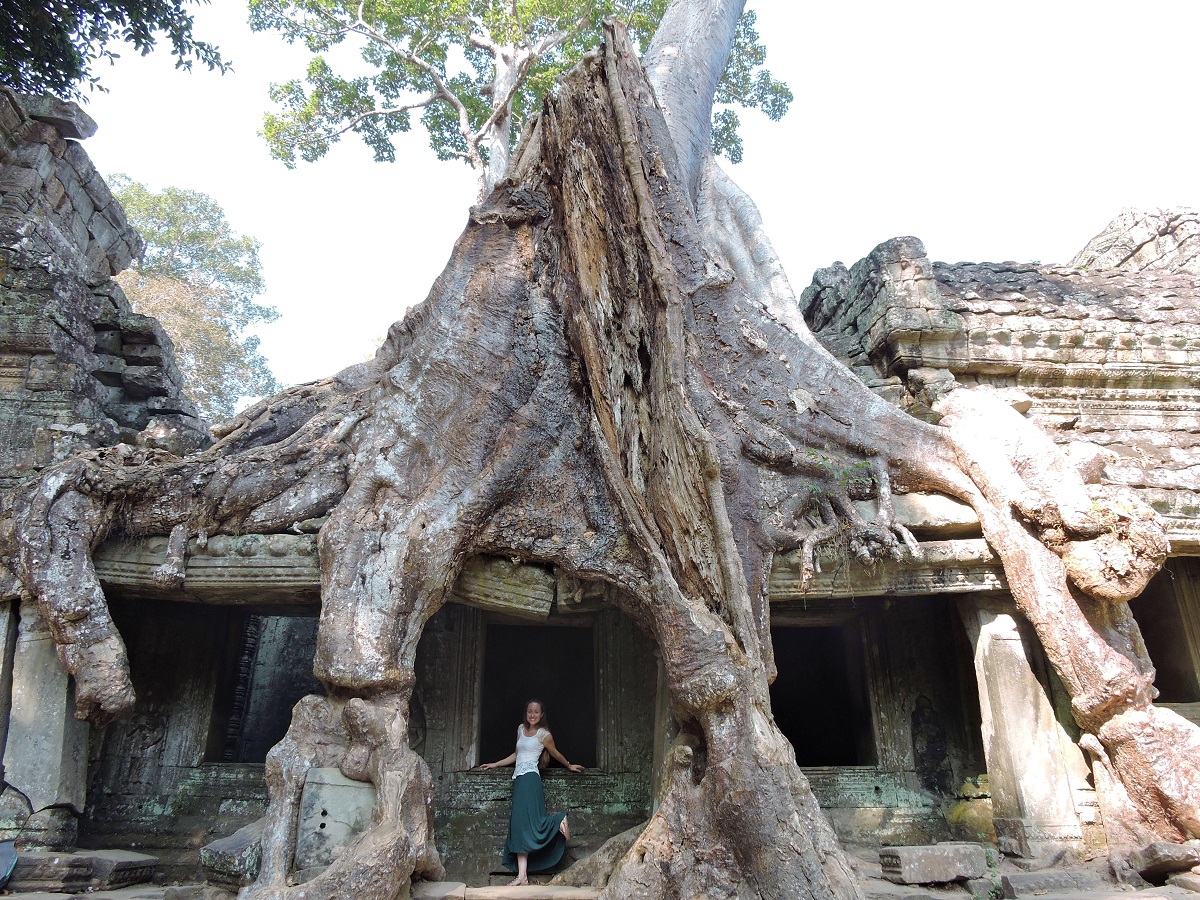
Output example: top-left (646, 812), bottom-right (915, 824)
top-left (568, 764), bottom-right (584, 773)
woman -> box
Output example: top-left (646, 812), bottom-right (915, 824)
top-left (480, 699), bottom-right (585, 885)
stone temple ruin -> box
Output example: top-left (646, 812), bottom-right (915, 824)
top-left (1, 87), bottom-right (1200, 892)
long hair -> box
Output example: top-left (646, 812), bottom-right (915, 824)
top-left (521, 699), bottom-right (552, 770)
top-left (519, 698), bottom-right (549, 732)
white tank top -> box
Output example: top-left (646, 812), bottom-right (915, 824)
top-left (513, 726), bottom-right (548, 778)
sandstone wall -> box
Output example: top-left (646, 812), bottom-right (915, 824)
top-left (799, 217), bottom-right (1200, 551)
top-left (0, 88), bottom-right (207, 492)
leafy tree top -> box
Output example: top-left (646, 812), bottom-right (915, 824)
top-left (110, 175), bottom-right (281, 420)
top-left (0, 0), bottom-right (226, 99)
top-left (251, 0), bottom-right (791, 193)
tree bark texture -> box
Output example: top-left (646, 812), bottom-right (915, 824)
top-left (2, 13), bottom-right (1198, 900)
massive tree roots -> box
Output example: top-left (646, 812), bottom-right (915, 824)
top-left (2, 20), bottom-right (1197, 900)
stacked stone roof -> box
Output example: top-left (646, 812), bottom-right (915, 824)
top-left (800, 210), bottom-right (1200, 550)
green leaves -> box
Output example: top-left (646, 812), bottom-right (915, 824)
top-left (252, 0), bottom-right (792, 180)
top-left (0, 0), bottom-right (227, 98)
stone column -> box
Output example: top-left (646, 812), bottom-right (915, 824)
top-left (0, 600), bottom-right (89, 849)
top-left (957, 596), bottom-right (1083, 859)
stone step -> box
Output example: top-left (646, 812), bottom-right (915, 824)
top-left (413, 884), bottom-right (599, 900)
top-left (7, 849), bottom-right (159, 894)
top-left (5, 888), bottom-right (165, 900)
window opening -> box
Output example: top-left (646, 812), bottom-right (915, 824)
top-left (769, 625), bottom-right (875, 766)
top-left (1130, 561), bottom-right (1200, 703)
top-left (479, 623), bottom-right (597, 768)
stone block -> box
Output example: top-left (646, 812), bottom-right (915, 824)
top-left (84, 849), bottom-right (158, 889)
top-left (87, 208), bottom-right (118, 252)
top-left (464, 888), bottom-right (598, 898)
top-left (60, 142), bottom-right (95, 184)
top-left (6, 851), bottom-right (93, 893)
top-left (11, 142), bottom-right (55, 181)
top-left (1168, 872), bottom-right (1200, 892)
top-left (880, 843), bottom-right (987, 884)
top-left (0, 167), bottom-right (39, 194)
top-left (412, 883), bottom-right (467, 899)
top-left (293, 767), bottom-right (377, 871)
top-left (199, 817), bottom-right (264, 891)
top-left (2, 602), bottom-right (89, 818)
top-left (999, 870), bottom-right (1106, 897)
top-left (163, 886), bottom-right (238, 900)
top-left (120, 313), bottom-right (169, 345)
top-left (16, 95), bottom-right (97, 139)
top-left (1130, 842), bottom-right (1200, 881)
top-left (121, 365), bottom-right (173, 398)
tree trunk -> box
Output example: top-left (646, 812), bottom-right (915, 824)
top-left (3, 3), bottom-right (1199, 898)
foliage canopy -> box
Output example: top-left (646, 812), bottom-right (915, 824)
top-left (0, 0), bottom-right (226, 98)
top-left (251, 0), bottom-right (790, 189)
top-left (110, 174), bottom-right (282, 421)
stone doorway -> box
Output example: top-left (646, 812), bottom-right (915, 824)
top-left (770, 623), bottom-right (875, 767)
top-left (478, 623), bottom-right (597, 769)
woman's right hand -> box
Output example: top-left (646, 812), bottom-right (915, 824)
top-left (479, 762), bottom-right (496, 770)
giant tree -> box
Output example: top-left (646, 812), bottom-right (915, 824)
top-left (4, 0), bottom-right (1198, 898)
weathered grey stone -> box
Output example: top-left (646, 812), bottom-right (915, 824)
top-left (463, 889), bottom-right (598, 899)
top-left (1168, 872), bottom-right (1200, 892)
top-left (121, 365), bottom-right (174, 399)
top-left (411, 883), bottom-right (467, 899)
top-left (16, 95), bottom-right (97, 139)
top-left (1130, 843), bottom-right (1200, 881)
top-left (293, 767), bottom-right (378, 871)
top-left (879, 843), bottom-right (987, 884)
top-left (6, 851), bottom-right (93, 893)
top-left (0, 603), bottom-right (17, 782)
top-left (958, 598), bottom-right (1083, 858)
top-left (2, 602), bottom-right (89, 818)
top-left (163, 886), bottom-right (237, 900)
top-left (1072, 208), bottom-right (1200, 277)
top-left (85, 849), bottom-right (159, 889)
top-left (199, 817), bottom-right (264, 891)
top-left (999, 870), bottom-right (1107, 897)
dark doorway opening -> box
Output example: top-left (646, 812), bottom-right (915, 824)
top-left (1131, 560), bottom-right (1200, 703)
top-left (207, 613), bottom-right (324, 763)
top-left (479, 624), bottom-right (597, 768)
top-left (770, 625), bottom-right (875, 766)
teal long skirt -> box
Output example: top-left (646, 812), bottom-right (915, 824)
top-left (501, 772), bottom-right (567, 873)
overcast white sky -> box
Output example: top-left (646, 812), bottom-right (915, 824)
top-left (78, 1), bottom-right (1200, 393)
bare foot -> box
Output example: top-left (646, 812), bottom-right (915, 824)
top-left (559, 816), bottom-right (570, 840)
top-left (509, 876), bottom-right (528, 886)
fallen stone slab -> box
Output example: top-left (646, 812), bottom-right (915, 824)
top-left (163, 886), bottom-right (237, 900)
top-left (413, 883), bottom-right (467, 899)
top-left (1000, 869), bottom-right (1108, 897)
top-left (199, 817), bottom-right (264, 891)
top-left (880, 843), bottom-right (987, 884)
top-left (864, 884), bottom-right (937, 900)
top-left (1169, 873), bottom-right (1200, 893)
top-left (7, 851), bottom-right (93, 893)
top-left (84, 849), bottom-right (159, 889)
top-left (1131, 843), bottom-right (1200, 881)
top-left (966, 876), bottom-right (999, 900)
top-left (83, 887), bottom-right (165, 899)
